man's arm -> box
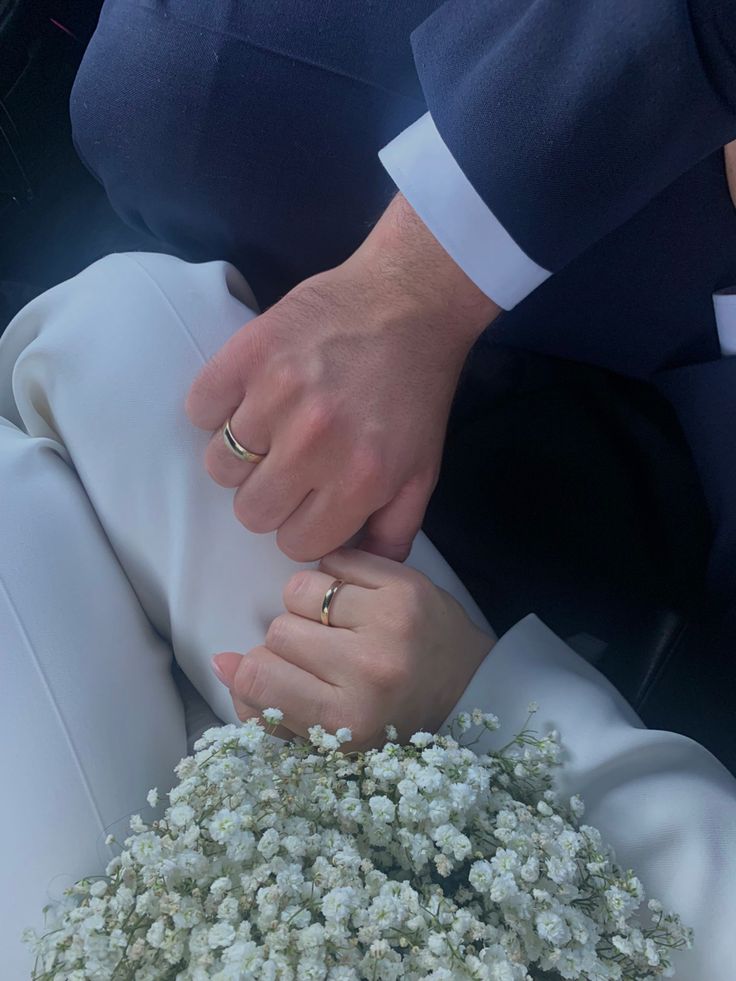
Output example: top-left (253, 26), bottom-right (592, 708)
top-left (187, 193), bottom-right (500, 562)
top-left (189, 0), bottom-right (736, 563)
top-left (382, 0), bottom-right (736, 306)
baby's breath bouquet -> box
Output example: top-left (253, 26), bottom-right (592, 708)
top-left (29, 706), bottom-right (691, 980)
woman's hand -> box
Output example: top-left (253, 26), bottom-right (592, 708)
top-left (726, 140), bottom-right (736, 208)
top-left (210, 549), bottom-right (494, 749)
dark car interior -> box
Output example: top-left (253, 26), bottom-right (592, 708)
top-left (2, 1), bottom-right (734, 775)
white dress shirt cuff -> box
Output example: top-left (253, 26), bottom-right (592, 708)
top-left (714, 288), bottom-right (736, 356)
top-left (379, 113), bottom-right (551, 311)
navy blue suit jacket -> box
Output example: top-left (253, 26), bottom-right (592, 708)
top-left (72, 0), bottom-right (736, 603)
top-left (411, 0), bottom-right (736, 602)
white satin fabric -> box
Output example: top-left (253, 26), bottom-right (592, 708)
top-left (0, 253), bottom-right (734, 978)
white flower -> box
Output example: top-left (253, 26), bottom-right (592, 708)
top-left (434, 854), bottom-right (453, 877)
top-left (262, 707), bottom-right (284, 725)
top-left (535, 910), bottom-right (571, 946)
top-left (409, 731), bottom-right (433, 748)
top-left (210, 876), bottom-right (232, 898)
top-left (208, 808), bottom-right (241, 843)
top-left (257, 828), bottom-right (281, 860)
top-left (208, 920), bottom-right (236, 949)
top-left (321, 886), bottom-right (357, 923)
top-left (491, 848), bottom-right (520, 875)
top-left (27, 708), bottom-right (691, 981)
top-left (129, 813), bottom-right (146, 834)
top-left (569, 794), bottom-right (585, 818)
top-left (606, 885), bottom-right (635, 916)
top-left (520, 856), bottom-right (540, 883)
top-left (469, 860), bottom-right (494, 892)
top-left (368, 796), bottom-right (396, 823)
top-left (145, 920), bottom-right (165, 948)
top-left (489, 871), bottom-right (518, 903)
top-left (169, 802), bottom-right (195, 827)
top-left (481, 712), bottom-right (500, 730)
top-left (546, 855), bottom-right (576, 884)
top-left (456, 712), bottom-right (473, 732)
top-left (146, 788), bottom-right (159, 808)
top-left (308, 724), bottom-right (341, 752)
top-left (338, 796), bottom-right (363, 822)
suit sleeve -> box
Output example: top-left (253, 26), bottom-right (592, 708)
top-left (382, 0), bottom-right (736, 307)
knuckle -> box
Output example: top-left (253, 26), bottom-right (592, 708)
top-left (187, 360), bottom-right (220, 411)
top-left (265, 614), bottom-right (289, 652)
top-left (302, 398), bottom-right (335, 442)
top-left (283, 570), bottom-right (311, 605)
top-left (203, 441), bottom-right (230, 479)
top-left (233, 493), bottom-right (272, 534)
top-left (348, 445), bottom-right (386, 497)
top-left (378, 575), bottom-right (432, 642)
top-left (367, 656), bottom-right (410, 695)
top-left (395, 570), bottom-right (434, 619)
top-left (205, 456), bottom-right (238, 488)
top-left (235, 654), bottom-right (270, 707)
top-left (276, 529), bottom-right (313, 563)
top-left (272, 361), bottom-right (302, 401)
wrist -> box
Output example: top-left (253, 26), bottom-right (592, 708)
top-left (343, 194), bottom-right (500, 357)
top-left (437, 626), bottom-right (495, 731)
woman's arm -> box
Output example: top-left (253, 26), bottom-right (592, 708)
top-left (211, 549), bottom-right (736, 980)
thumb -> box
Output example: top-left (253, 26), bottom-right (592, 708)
top-left (360, 473), bottom-right (436, 562)
top-left (211, 651), bottom-right (243, 688)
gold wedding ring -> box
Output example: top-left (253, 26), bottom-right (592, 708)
top-left (223, 417), bottom-right (266, 464)
top-left (321, 579), bottom-right (346, 627)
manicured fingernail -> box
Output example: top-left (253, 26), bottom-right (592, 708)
top-left (210, 655), bottom-right (228, 685)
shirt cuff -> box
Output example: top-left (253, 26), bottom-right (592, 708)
top-left (379, 113), bottom-right (551, 311)
top-left (714, 288), bottom-right (736, 356)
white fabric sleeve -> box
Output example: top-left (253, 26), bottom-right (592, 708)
top-left (713, 287), bottom-right (736, 355)
top-left (443, 614), bottom-right (736, 981)
top-left (379, 113), bottom-right (551, 310)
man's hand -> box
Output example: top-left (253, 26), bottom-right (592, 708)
top-left (726, 140), bottom-right (736, 208)
top-left (187, 194), bottom-right (499, 562)
top-left (210, 549), bottom-right (494, 749)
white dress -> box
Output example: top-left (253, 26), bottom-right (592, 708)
top-left (0, 253), bottom-right (734, 979)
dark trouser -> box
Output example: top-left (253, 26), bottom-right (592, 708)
top-left (71, 0), bottom-right (443, 307)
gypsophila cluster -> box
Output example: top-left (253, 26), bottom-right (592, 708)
top-left (28, 706), bottom-right (691, 980)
